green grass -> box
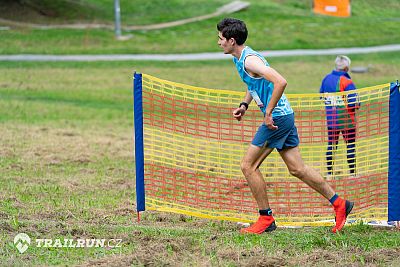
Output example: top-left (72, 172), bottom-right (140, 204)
top-left (1, 0), bottom-right (400, 54)
top-left (1, 56), bottom-right (400, 265)
top-left (0, 51), bottom-right (399, 93)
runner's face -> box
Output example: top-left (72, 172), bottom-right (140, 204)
top-left (218, 32), bottom-right (234, 54)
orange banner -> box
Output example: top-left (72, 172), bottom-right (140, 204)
top-left (313, 0), bottom-right (351, 17)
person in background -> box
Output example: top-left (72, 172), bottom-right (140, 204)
top-left (320, 55), bottom-right (360, 178)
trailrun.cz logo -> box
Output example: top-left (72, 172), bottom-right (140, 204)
top-left (13, 233), bottom-right (122, 254)
top-left (14, 233), bottom-right (31, 254)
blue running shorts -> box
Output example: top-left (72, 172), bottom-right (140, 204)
top-left (251, 113), bottom-right (299, 151)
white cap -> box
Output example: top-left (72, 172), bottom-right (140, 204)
top-left (335, 55), bottom-right (351, 70)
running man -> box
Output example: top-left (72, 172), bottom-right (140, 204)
top-left (217, 18), bottom-right (354, 234)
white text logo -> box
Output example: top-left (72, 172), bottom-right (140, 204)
top-left (35, 238), bottom-right (122, 248)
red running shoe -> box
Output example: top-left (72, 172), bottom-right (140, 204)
top-left (240, 215), bottom-right (277, 234)
top-left (332, 199), bottom-right (354, 233)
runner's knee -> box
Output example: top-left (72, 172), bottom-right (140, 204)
top-left (289, 165), bottom-right (307, 178)
top-left (240, 161), bottom-right (256, 177)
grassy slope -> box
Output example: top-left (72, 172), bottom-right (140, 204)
top-left (0, 0), bottom-right (400, 54)
top-left (1, 55), bottom-right (400, 265)
top-left (0, 0), bottom-right (229, 24)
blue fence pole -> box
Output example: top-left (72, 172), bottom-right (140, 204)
top-left (134, 72), bottom-right (145, 215)
top-left (389, 81), bottom-right (400, 222)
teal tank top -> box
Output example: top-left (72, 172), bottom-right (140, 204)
top-left (233, 46), bottom-right (293, 117)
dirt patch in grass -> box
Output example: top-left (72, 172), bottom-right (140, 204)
top-left (292, 247), bottom-right (400, 267)
top-left (0, 124), bottom-right (132, 166)
top-left (363, 248), bottom-right (400, 266)
top-left (78, 232), bottom-right (200, 266)
top-left (0, 123), bottom-right (133, 195)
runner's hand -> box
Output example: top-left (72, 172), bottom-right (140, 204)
top-left (233, 107), bottom-right (245, 121)
top-left (265, 113), bottom-right (278, 130)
